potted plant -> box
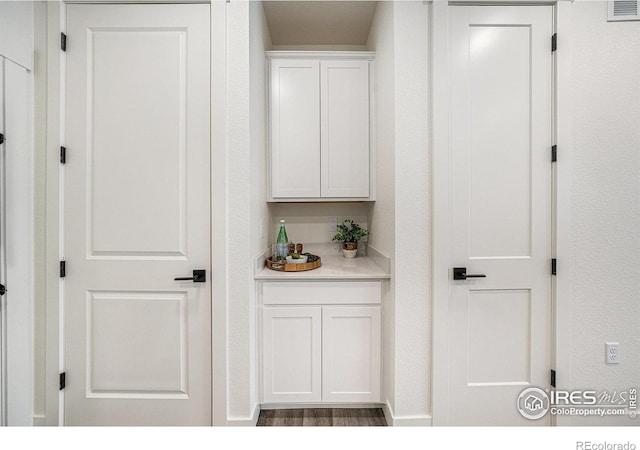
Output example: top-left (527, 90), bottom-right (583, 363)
top-left (332, 219), bottom-right (369, 258)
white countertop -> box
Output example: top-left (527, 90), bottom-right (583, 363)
top-left (255, 255), bottom-right (390, 280)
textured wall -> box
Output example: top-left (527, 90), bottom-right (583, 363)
top-left (367, 1), bottom-right (431, 424)
top-left (567, 0), bottom-right (640, 426)
top-left (392, 1), bottom-right (430, 421)
top-left (226, 1), bottom-right (253, 421)
top-left (249, 0), bottom-right (272, 420)
top-left (366, 0), bottom-right (397, 418)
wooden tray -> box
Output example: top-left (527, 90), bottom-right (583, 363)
top-left (266, 256), bottom-right (322, 272)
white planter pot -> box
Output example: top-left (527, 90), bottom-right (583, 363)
top-left (342, 248), bottom-right (358, 258)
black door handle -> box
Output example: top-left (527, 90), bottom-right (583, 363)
top-left (0, 284), bottom-right (5, 296)
top-left (174, 269), bottom-right (206, 283)
top-left (453, 267), bottom-right (486, 280)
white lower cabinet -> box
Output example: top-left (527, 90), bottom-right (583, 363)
top-left (322, 306), bottom-right (381, 403)
top-left (261, 282), bottom-right (382, 404)
top-left (262, 307), bottom-right (322, 403)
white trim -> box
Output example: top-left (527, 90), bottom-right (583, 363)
top-left (553, 0), bottom-right (573, 426)
top-left (383, 401), bottom-right (432, 427)
top-left (430, 1), bottom-right (562, 426)
top-left (227, 403), bottom-right (260, 427)
top-left (430, 0), bottom-right (452, 427)
top-left (265, 51), bottom-right (375, 60)
top-left (44, 0), bottom-right (62, 426)
top-left (210, 0), bottom-right (228, 427)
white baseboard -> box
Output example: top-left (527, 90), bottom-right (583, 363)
top-left (261, 402), bottom-right (384, 410)
top-left (32, 415), bottom-right (46, 426)
top-left (226, 403), bottom-right (260, 426)
top-left (383, 401), bottom-right (432, 426)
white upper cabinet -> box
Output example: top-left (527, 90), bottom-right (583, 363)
top-left (268, 52), bottom-right (374, 201)
top-left (321, 60), bottom-right (370, 198)
top-left (270, 59), bottom-right (321, 198)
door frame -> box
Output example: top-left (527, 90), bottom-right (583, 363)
top-left (43, 0), bottom-right (229, 426)
top-left (430, 0), bottom-right (573, 426)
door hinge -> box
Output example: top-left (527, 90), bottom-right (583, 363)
top-left (550, 369), bottom-right (556, 388)
top-left (60, 261), bottom-right (66, 278)
top-left (551, 33), bottom-right (557, 52)
top-left (61, 33), bottom-right (67, 52)
top-left (60, 146), bottom-right (66, 164)
top-left (0, 133), bottom-right (4, 144)
top-left (551, 145), bottom-right (557, 163)
top-left (60, 372), bottom-right (66, 391)
top-left (551, 258), bottom-right (557, 276)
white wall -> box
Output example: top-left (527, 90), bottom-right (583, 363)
top-left (226, 0), bottom-right (272, 425)
top-left (248, 0), bottom-right (272, 424)
top-left (565, 0), bottom-right (640, 425)
top-left (366, 0), bottom-right (396, 420)
top-left (0, 1), bottom-right (33, 70)
top-left (391, 1), bottom-right (430, 422)
top-left (226, 0), bottom-right (253, 424)
top-left (0, 2), bottom-right (35, 426)
top-left (367, 1), bottom-right (430, 425)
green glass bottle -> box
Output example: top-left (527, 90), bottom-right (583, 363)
top-left (276, 219), bottom-right (289, 260)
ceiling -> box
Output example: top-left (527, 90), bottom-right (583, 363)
top-left (262, 1), bottom-right (379, 46)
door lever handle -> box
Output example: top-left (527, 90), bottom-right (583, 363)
top-left (174, 269), bottom-right (206, 283)
top-left (453, 267), bottom-right (486, 281)
top-left (0, 284), bottom-right (5, 296)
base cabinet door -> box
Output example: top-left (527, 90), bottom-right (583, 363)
top-left (322, 306), bottom-right (381, 403)
top-left (262, 307), bottom-right (322, 403)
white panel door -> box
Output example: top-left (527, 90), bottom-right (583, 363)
top-left (262, 307), bottom-right (322, 403)
top-left (320, 60), bottom-right (370, 198)
top-left (448, 6), bottom-right (552, 425)
top-left (65, 4), bottom-right (211, 425)
top-left (322, 306), bottom-right (380, 403)
top-left (270, 59), bottom-right (321, 198)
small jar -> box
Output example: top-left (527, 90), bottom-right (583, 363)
top-left (296, 243), bottom-right (303, 254)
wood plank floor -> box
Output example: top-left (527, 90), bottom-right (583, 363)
top-left (256, 408), bottom-right (387, 426)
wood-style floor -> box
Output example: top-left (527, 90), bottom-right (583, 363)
top-left (256, 408), bottom-right (387, 426)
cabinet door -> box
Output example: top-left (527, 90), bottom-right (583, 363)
top-left (322, 306), bottom-right (381, 403)
top-left (270, 59), bottom-right (320, 198)
top-left (320, 60), bottom-right (370, 198)
top-left (263, 307), bottom-right (322, 403)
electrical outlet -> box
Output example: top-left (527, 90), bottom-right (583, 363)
top-left (605, 342), bottom-right (619, 364)
top-left (259, 220), bottom-right (265, 240)
top-left (329, 217), bottom-right (338, 233)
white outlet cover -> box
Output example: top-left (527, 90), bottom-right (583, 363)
top-left (329, 217), bottom-right (338, 232)
top-left (605, 342), bottom-right (619, 364)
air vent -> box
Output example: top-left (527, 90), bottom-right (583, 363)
top-left (608, 0), bottom-right (639, 21)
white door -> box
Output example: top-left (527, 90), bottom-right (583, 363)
top-left (270, 59), bottom-right (321, 198)
top-left (65, 4), bottom-right (211, 425)
top-left (320, 60), bottom-right (370, 198)
top-left (262, 307), bottom-right (322, 403)
top-left (448, 5), bottom-right (553, 425)
top-left (322, 306), bottom-right (380, 403)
